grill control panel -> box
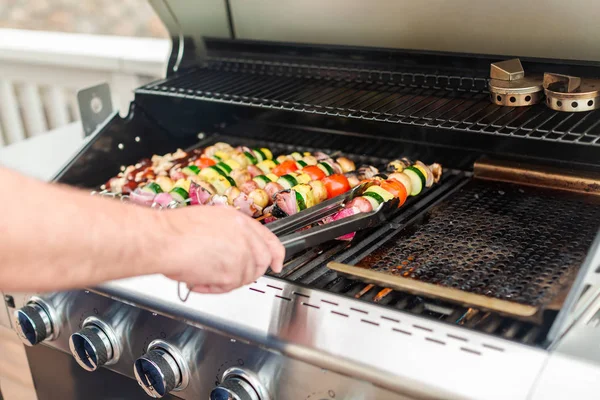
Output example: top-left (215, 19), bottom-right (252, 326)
top-left (8, 290), bottom-right (400, 399)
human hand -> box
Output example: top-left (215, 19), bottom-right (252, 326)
top-left (154, 206), bottom-right (285, 294)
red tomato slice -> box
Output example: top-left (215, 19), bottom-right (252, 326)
top-left (194, 157), bottom-right (216, 168)
top-left (302, 165), bottom-right (326, 181)
top-left (272, 160), bottom-right (298, 177)
top-left (322, 174), bottom-right (351, 199)
top-left (381, 179), bottom-right (407, 207)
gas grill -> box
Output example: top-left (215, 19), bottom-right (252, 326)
top-left (3, 1), bottom-right (600, 399)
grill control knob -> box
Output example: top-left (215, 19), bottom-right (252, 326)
top-left (210, 368), bottom-right (270, 400)
top-left (69, 317), bottom-right (121, 371)
top-left (13, 298), bottom-right (59, 346)
top-left (134, 340), bottom-right (189, 398)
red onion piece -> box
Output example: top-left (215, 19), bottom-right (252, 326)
top-left (233, 193), bottom-right (262, 217)
top-left (153, 192), bottom-right (174, 207)
top-left (346, 197), bottom-right (373, 213)
top-left (246, 165), bottom-right (262, 178)
top-left (129, 189), bottom-right (156, 207)
top-left (240, 180), bottom-right (259, 195)
top-left (189, 182), bottom-right (211, 205)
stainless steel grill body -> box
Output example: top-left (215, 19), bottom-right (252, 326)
top-left (4, 1), bottom-right (600, 399)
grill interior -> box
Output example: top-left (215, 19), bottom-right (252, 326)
top-left (139, 59), bottom-right (600, 147)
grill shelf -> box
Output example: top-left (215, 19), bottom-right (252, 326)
top-left (138, 59), bottom-right (600, 147)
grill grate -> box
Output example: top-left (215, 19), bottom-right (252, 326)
top-left (354, 180), bottom-right (600, 308)
top-left (139, 59), bottom-right (600, 146)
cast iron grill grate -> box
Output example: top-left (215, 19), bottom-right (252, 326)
top-left (138, 59), bottom-right (600, 146)
top-left (355, 180), bottom-right (600, 307)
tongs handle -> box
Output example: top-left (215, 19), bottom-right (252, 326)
top-left (280, 204), bottom-right (392, 259)
top-left (268, 182), bottom-right (372, 236)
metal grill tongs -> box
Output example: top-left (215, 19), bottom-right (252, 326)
top-left (267, 182), bottom-right (400, 260)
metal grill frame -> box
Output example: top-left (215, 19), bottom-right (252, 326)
top-left (138, 58), bottom-right (600, 147)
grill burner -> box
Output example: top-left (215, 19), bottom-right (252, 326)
top-left (334, 179), bottom-right (600, 317)
top-left (544, 73), bottom-right (600, 112)
top-left (489, 59), bottom-right (543, 107)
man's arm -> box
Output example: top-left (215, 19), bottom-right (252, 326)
top-left (0, 167), bottom-right (284, 293)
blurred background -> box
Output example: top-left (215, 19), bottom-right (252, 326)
top-left (0, 0), bottom-right (170, 149)
top-left (0, 0), bottom-right (167, 38)
top-left (0, 4), bottom-right (170, 399)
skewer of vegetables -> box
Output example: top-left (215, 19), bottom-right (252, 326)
top-left (105, 142), bottom-right (442, 236)
top-left (318, 160), bottom-right (443, 240)
top-left (105, 143), bottom-right (358, 199)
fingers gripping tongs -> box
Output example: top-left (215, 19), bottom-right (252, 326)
top-left (267, 182), bottom-right (400, 260)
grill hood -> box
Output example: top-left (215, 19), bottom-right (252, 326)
top-left (150, 0), bottom-right (600, 77)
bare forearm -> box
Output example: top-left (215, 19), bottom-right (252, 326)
top-left (0, 167), bottom-right (164, 292)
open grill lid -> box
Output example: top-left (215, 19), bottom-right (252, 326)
top-left (149, 0), bottom-right (600, 77)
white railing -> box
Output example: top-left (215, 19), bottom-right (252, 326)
top-left (0, 29), bottom-right (170, 146)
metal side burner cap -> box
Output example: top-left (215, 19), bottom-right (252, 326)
top-left (13, 297), bottom-right (59, 346)
top-left (133, 340), bottom-right (189, 398)
top-left (543, 73), bottom-right (600, 112)
top-left (69, 317), bottom-right (121, 372)
top-left (488, 58), bottom-right (543, 106)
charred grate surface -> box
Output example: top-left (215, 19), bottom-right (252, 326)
top-left (139, 59), bottom-right (600, 146)
top-left (355, 180), bottom-right (600, 307)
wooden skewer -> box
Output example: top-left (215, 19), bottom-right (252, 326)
top-left (256, 213), bottom-right (272, 222)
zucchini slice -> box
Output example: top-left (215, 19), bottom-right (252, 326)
top-left (257, 160), bottom-right (277, 174)
top-left (253, 175), bottom-right (272, 189)
top-left (278, 174), bottom-right (299, 190)
top-left (364, 185), bottom-right (394, 202)
top-left (361, 192), bottom-right (384, 209)
top-left (211, 176), bottom-right (233, 194)
top-left (403, 168), bottom-right (424, 196)
top-left (170, 187), bottom-right (189, 204)
top-left (244, 151), bottom-right (258, 165)
top-left (181, 165), bottom-right (200, 176)
top-left (296, 160), bottom-right (308, 169)
top-left (216, 162), bottom-right (232, 174)
top-left (260, 148), bottom-right (273, 160)
top-left (295, 190), bottom-right (307, 211)
top-left (141, 182), bottom-right (163, 194)
top-left (225, 176), bottom-right (236, 187)
top-left (266, 173), bottom-right (279, 182)
top-left (253, 148), bottom-right (268, 162)
top-left (317, 162), bottom-right (335, 176)
top-left (199, 166), bottom-right (222, 180)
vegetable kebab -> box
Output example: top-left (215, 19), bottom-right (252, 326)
top-left (105, 143), bottom-right (377, 218)
top-left (319, 158), bottom-right (442, 240)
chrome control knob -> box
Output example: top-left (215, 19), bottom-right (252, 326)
top-left (210, 368), bottom-right (270, 400)
top-left (69, 317), bottom-right (120, 371)
top-left (134, 340), bottom-right (189, 398)
top-left (211, 377), bottom-right (260, 400)
top-left (13, 298), bottom-right (58, 346)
